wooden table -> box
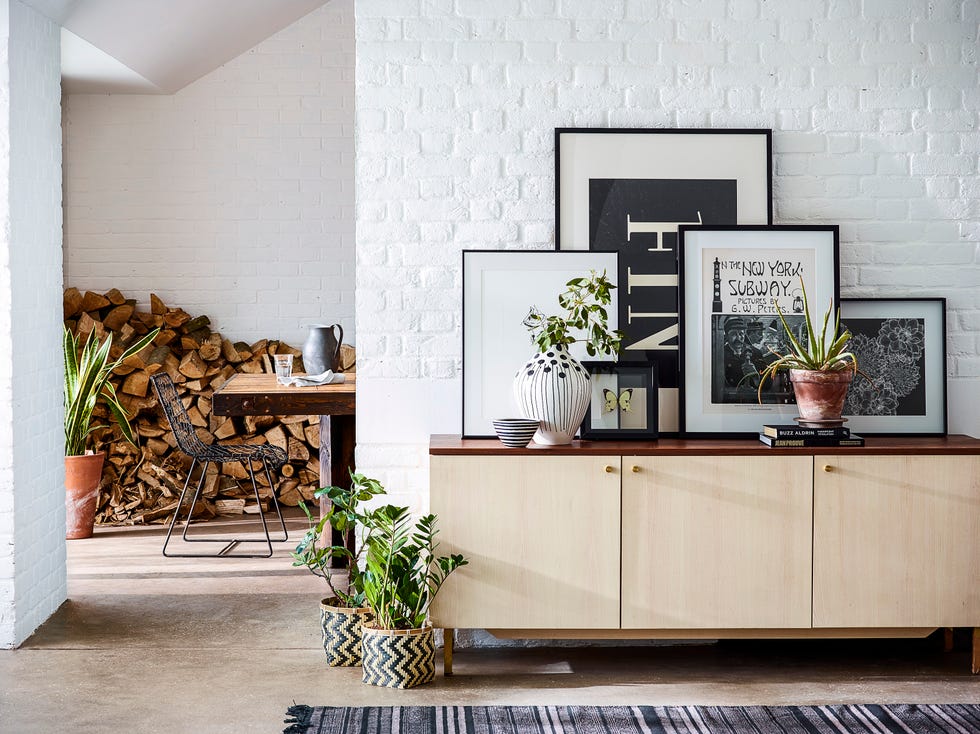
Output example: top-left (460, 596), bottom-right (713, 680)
top-left (212, 373), bottom-right (356, 526)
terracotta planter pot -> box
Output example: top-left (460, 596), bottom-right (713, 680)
top-left (360, 623), bottom-right (434, 689)
top-left (65, 453), bottom-right (105, 540)
top-left (320, 598), bottom-right (372, 667)
top-left (789, 369), bottom-right (854, 425)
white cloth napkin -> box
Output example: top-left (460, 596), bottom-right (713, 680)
top-left (281, 370), bottom-right (346, 387)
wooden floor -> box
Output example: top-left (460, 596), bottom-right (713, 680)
top-left (0, 516), bottom-right (977, 734)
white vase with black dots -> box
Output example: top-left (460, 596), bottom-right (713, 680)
top-left (513, 344), bottom-right (590, 445)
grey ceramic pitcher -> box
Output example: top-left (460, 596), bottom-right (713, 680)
top-left (302, 323), bottom-right (344, 374)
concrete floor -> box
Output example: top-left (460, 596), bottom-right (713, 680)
top-left (1, 516), bottom-right (978, 734)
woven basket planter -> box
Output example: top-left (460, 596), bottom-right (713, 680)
top-left (320, 598), bottom-right (372, 667)
top-left (360, 623), bottom-right (435, 689)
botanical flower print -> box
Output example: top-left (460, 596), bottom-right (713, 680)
top-left (843, 317), bottom-right (926, 417)
top-left (877, 318), bottom-right (925, 361)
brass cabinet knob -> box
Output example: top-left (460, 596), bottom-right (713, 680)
top-left (823, 465), bottom-right (833, 473)
top-left (604, 465), bottom-right (614, 473)
top-left (631, 465), bottom-right (640, 473)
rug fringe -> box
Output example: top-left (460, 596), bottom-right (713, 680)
top-left (283, 704), bottom-right (314, 734)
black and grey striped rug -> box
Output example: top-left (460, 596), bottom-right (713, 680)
top-left (283, 704), bottom-right (980, 733)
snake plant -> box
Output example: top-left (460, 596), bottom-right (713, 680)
top-left (64, 325), bottom-right (159, 456)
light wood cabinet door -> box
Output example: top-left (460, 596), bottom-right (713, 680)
top-left (429, 455), bottom-right (621, 629)
top-left (622, 455), bottom-right (813, 629)
top-left (813, 455), bottom-right (980, 628)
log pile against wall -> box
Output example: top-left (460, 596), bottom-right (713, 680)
top-left (63, 287), bottom-right (355, 525)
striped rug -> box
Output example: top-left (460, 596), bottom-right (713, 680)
top-left (283, 704), bottom-right (980, 733)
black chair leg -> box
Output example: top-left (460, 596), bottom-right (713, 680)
top-left (161, 458), bottom-right (289, 559)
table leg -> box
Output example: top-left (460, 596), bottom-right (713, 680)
top-left (319, 414), bottom-right (356, 566)
top-left (444, 628), bottom-right (454, 676)
top-left (973, 628), bottom-right (979, 675)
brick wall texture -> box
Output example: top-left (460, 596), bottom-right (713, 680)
top-left (63, 0), bottom-right (355, 347)
top-left (354, 0), bottom-right (980, 505)
top-left (0, 0), bottom-right (63, 648)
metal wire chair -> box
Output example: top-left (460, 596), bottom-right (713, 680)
top-left (150, 373), bottom-right (289, 558)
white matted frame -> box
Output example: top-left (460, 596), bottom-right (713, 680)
top-left (840, 298), bottom-right (947, 436)
top-left (555, 128), bottom-right (772, 436)
top-left (678, 225), bottom-right (840, 438)
top-left (462, 250), bottom-right (619, 438)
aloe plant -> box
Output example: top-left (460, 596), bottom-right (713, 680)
top-left (756, 277), bottom-right (862, 403)
top-left (64, 326), bottom-right (159, 456)
top-left (362, 505), bottom-right (467, 630)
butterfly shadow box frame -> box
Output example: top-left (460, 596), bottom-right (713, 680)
top-left (580, 362), bottom-right (659, 441)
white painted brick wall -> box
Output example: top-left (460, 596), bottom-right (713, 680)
top-left (355, 0), bottom-right (980, 509)
top-left (63, 0), bottom-right (355, 347)
top-left (0, 0), bottom-right (63, 649)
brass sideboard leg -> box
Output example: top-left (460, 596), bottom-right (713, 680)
top-left (444, 628), bottom-right (454, 677)
top-left (972, 628), bottom-right (979, 675)
top-left (943, 628), bottom-right (954, 653)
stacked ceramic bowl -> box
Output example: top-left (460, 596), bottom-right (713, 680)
top-left (491, 418), bottom-right (540, 448)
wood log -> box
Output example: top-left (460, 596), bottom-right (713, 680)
top-left (64, 287), bottom-right (83, 318)
top-left (264, 426), bottom-right (287, 451)
top-left (215, 498), bottom-right (246, 515)
top-left (81, 291), bottom-right (110, 312)
top-left (288, 437), bottom-right (310, 463)
top-left (150, 293), bottom-right (167, 315)
top-left (178, 351), bottom-right (206, 379)
top-left (103, 304), bottom-right (134, 331)
top-left (121, 371), bottom-right (150, 397)
top-left (164, 308), bottom-right (191, 329)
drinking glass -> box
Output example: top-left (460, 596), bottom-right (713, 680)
top-left (273, 354), bottom-right (294, 384)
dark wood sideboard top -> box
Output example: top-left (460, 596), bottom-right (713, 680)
top-left (430, 434), bottom-right (980, 457)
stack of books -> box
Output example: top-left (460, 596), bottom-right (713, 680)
top-left (759, 424), bottom-right (865, 447)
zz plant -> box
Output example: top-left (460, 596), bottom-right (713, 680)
top-left (522, 270), bottom-right (624, 357)
top-left (362, 505), bottom-right (467, 630)
top-left (64, 325), bottom-right (159, 456)
top-left (291, 472), bottom-right (385, 608)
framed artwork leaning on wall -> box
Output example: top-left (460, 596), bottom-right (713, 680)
top-left (554, 127), bottom-right (772, 435)
top-left (839, 298), bottom-right (947, 436)
top-left (678, 225), bottom-right (840, 438)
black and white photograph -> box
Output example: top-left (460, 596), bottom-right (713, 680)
top-left (581, 362), bottom-right (658, 440)
top-left (678, 226), bottom-right (840, 438)
top-left (839, 298), bottom-right (947, 436)
top-left (556, 128), bottom-right (772, 435)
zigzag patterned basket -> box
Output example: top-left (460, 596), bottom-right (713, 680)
top-left (360, 623), bottom-right (435, 689)
top-left (320, 599), bottom-right (372, 667)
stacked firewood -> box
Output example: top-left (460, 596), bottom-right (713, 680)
top-left (63, 287), bottom-right (354, 526)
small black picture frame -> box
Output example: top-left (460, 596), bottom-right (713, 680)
top-left (581, 362), bottom-right (659, 441)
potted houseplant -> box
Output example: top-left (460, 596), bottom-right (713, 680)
top-left (291, 472), bottom-right (385, 666)
top-left (516, 270), bottom-right (623, 444)
top-left (360, 505), bottom-right (467, 689)
top-left (64, 325), bottom-right (158, 539)
top-left (755, 278), bottom-right (864, 425)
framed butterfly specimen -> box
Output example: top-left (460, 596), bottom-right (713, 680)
top-left (581, 361), bottom-right (658, 441)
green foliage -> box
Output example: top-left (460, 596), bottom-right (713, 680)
top-left (64, 326), bottom-right (160, 457)
top-left (522, 270), bottom-right (624, 357)
top-left (362, 505), bottom-right (468, 630)
top-left (290, 472), bottom-right (385, 608)
top-left (756, 277), bottom-right (861, 402)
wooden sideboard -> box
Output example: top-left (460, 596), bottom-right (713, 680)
top-left (428, 435), bottom-right (980, 674)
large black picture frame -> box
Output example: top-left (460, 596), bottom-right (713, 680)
top-left (839, 298), bottom-right (947, 437)
top-left (678, 225), bottom-right (840, 439)
top-left (555, 127), bottom-right (773, 437)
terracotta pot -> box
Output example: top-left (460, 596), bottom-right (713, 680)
top-left (65, 453), bottom-right (105, 540)
top-left (789, 369), bottom-right (854, 424)
top-left (320, 598), bottom-right (372, 667)
top-left (360, 623), bottom-right (434, 689)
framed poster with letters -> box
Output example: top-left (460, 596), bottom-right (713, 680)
top-left (555, 128), bottom-right (772, 435)
top-left (462, 249), bottom-right (619, 438)
top-left (839, 298), bottom-right (947, 436)
top-left (678, 225), bottom-right (840, 438)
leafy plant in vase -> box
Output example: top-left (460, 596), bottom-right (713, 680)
top-left (360, 505), bottom-right (467, 689)
top-left (291, 472), bottom-right (385, 666)
top-left (755, 278), bottom-right (867, 426)
top-left (64, 325), bottom-right (159, 539)
top-left (516, 270), bottom-right (623, 444)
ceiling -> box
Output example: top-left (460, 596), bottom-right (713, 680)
top-left (23, 0), bottom-right (330, 94)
